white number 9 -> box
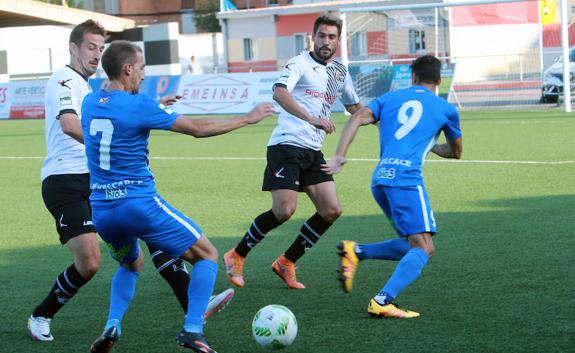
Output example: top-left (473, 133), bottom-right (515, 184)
top-left (394, 100), bottom-right (422, 140)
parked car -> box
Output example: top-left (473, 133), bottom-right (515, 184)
top-left (541, 48), bottom-right (575, 103)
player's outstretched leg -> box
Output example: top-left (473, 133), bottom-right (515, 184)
top-left (337, 240), bottom-right (360, 293)
top-left (205, 288), bottom-right (235, 320)
top-left (224, 210), bottom-right (282, 288)
top-left (176, 330), bottom-right (217, 353)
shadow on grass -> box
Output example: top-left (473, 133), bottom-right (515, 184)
top-left (0, 194), bottom-right (573, 353)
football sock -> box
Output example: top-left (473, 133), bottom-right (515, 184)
top-left (33, 264), bottom-right (89, 319)
top-left (235, 210), bottom-right (282, 257)
top-left (381, 247), bottom-right (429, 299)
top-left (147, 245), bottom-right (190, 312)
top-left (374, 291), bottom-right (394, 305)
top-left (284, 213), bottom-right (332, 263)
top-left (356, 239), bottom-right (411, 261)
top-left (107, 266), bottom-right (139, 328)
top-left (184, 259), bottom-right (217, 334)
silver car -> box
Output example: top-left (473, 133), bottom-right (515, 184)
top-left (541, 48), bottom-right (575, 103)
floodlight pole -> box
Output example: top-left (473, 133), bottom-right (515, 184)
top-left (560, 0), bottom-right (571, 112)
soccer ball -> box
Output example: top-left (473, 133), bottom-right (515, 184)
top-left (252, 304), bottom-right (298, 350)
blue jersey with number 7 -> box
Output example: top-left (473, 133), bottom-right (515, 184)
top-left (81, 90), bottom-right (179, 201)
top-left (368, 85), bottom-right (461, 187)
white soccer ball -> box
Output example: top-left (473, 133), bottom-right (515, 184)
top-left (252, 304), bottom-right (298, 350)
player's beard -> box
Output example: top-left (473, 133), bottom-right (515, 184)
top-left (314, 45), bottom-right (335, 61)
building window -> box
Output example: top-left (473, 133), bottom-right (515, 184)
top-left (350, 32), bottom-right (367, 57)
top-left (244, 38), bottom-right (254, 61)
top-left (294, 34), bottom-right (305, 54)
top-left (409, 29), bottom-right (426, 53)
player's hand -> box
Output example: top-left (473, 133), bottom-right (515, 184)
top-left (246, 103), bottom-right (275, 124)
top-left (310, 117), bottom-right (336, 134)
top-left (160, 94), bottom-right (182, 106)
top-left (321, 156), bottom-right (347, 175)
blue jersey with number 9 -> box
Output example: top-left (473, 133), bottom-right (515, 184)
top-left (368, 85), bottom-right (461, 187)
top-left (81, 90), bottom-right (179, 201)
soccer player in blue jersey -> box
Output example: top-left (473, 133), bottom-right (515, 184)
top-left (82, 41), bottom-right (274, 353)
top-left (323, 55), bottom-right (463, 318)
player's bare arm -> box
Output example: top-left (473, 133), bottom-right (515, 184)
top-left (59, 112), bottom-right (84, 143)
top-left (431, 137), bottom-right (462, 159)
top-left (273, 86), bottom-right (336, 134)
top-left (321, 107), bottom-right (375, 175)
top-left (344, 103), bottom-right (362, 115)
top-left (171, 102), bottom-right (274, 138)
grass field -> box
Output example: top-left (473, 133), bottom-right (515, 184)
top-left (0, 110), bottom-right (574, 353)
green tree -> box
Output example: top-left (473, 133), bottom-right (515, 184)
top-left (195, 1), bottom-right (225, 33)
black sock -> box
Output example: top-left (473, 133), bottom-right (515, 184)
top-left (235, 210), bottom-right (281, 257)
top-left (33, 264), bottom-right (89, 319)
top-left (147, 244), bottom-right (190, 312)
top-left (284, 213), bottom-right (333, 263)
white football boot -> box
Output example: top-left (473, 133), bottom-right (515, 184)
top-left (28, 315), bottom-right (54, 341)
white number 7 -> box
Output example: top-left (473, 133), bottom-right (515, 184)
top-left (395, 100), bottom-right (423, 140)
top-left (89, 119), bottom-right (114, 170)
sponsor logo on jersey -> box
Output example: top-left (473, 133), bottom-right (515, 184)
top-left (105, 188), bottom-right (128, 200)
top-left (59, 92), bottom-right (72, 106)
top-left (83, 221), bottom-right (93, 226)
top-left (304, 89), bottom-right (335, 104)
top-left (58, 79), bottom-right (72, 89)
top-left (285, 63), bottom-right (294, 70)
top-left (380, 157), bottom-right (412, 167)
top-left (99, 97), bottom-right (109, 104)
top-left (312, 66), bottom-right (320, 72)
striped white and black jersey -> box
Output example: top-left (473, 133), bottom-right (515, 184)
top-left (41, 66), bottom-right (91, 181)
top-left (269, 51), bottom-right (359, 151)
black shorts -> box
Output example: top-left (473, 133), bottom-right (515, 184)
top-left (262, 144), bottom-right (334, 192)
top-left (41, 173), bottom-right (95, 244)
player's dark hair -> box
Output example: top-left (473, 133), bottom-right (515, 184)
top-left (101, 40), bottom-right (142, 80)
top-left (69, 20), bottom-right (106, 47)
top-left (313, 13), bottom-right (343, 37)
top-left (411, 55), bottom-right (441, 84)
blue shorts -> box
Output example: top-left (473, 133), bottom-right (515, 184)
top-left (91, 195), bottom-right (202, 264)
top-left (371, 184), bottom-right (436, 237)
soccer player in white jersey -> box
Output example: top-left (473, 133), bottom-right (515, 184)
top-left (29, 20), bottom-right (234, 343)
top-left (323, 55), bottom-right (463, 318)
top-left (224, 13), bottom-right (361, 289)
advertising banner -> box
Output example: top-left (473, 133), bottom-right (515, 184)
top-left (172, 73), bottom-right (278, 114)
top-left (8, 80), bottom-right (47, 119)
top-left (89, 75), bottom-right (181, 101)
top-left (0, 83), bottom-right (9, 119)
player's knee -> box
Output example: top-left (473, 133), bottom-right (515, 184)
top-left (320, 205), bottom-right (342, 223)
top-left (273, 206), bottom-right (295, 223)
top-left (76, 255), bottom-right (100, 279)
top-left (205, 245), bottom-right (219, 262)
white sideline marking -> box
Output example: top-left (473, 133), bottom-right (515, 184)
top-left (0, 156), bottom-right (573, 165)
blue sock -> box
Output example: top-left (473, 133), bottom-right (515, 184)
top-left (106, 266), bottom-right (139, 336)
top-left (381, 247), bottom-right (429, 299)
top-left (184, 259), bottom-right (218, 334)
top-left (356, 239), bottom-right (411, 261)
